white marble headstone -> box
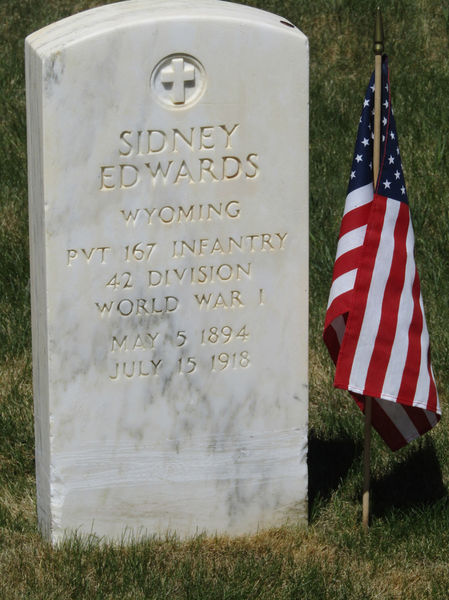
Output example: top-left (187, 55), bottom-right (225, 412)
top-left (26, 0), bottom-right (309, 543)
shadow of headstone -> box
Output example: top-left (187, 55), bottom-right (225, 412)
top-left (308, 431), bottom-right (362, 518)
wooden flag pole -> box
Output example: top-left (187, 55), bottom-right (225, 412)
top-left (373, 8), bottom-right (384, 183)
top-left (362, 7), bottom-right (384, 531)
top-left (362, 396), bottom-right (372, 529)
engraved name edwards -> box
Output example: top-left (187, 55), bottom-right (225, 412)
top-left (99, 123), bottom-right (259, 188)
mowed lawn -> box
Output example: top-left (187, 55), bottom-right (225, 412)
top-left (1, 0), bottom-right (449, 598)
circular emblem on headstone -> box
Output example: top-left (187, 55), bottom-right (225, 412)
top-left (151, 54), bottom-right (206, 109)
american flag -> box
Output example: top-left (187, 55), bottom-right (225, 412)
top-left (323, 57), bottom-right (440, 451)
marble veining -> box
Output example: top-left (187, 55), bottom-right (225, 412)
top-left (26, 0), bottom-right (309, 543)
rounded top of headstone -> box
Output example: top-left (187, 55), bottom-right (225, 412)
top-left (26, 0), bottom-right (307, 57)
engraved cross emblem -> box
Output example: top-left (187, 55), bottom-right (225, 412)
top-left (160, 57), bottom-right (195, 105)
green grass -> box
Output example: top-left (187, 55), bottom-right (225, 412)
top-left (1, 0), bottom-right (449, 597)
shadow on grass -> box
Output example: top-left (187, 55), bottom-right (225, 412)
top-left (308, 430), bottom-right (362, 519)
top-left (371, 439), bottom-right (447, 516)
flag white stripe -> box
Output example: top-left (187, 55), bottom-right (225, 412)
top-left (413, 292), bottom-right (431, 408)
top-left (429, 362), bottom-right (440, 418)
top-left (381, 217), bottom-right (416, 399)
top-left (348, 200), bottom-right (400, 392)
top-left (343, 183), bottom-right (374, 216)
top-left (376, 397), bottom-right (420, 443)
top-left (335, 225), bottom-right (367, 260)
top-left (327, 269), bottom-right (357, 309)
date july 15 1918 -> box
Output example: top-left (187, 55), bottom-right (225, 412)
top-left (108, 351), bottom-right (250, 380)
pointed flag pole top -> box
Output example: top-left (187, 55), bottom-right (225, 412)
top-left (373, 7), bottom-right (384, 55)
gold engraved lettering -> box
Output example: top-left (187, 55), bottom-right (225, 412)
top-left (179, 205), bottom-right (195, 221)
top-left (101, 155), bottom-right (258, 188)
top-left (147, 130), bottom-right (166, 153)
top-left (133, 335), bottom-right (145, 350)
top-left (177, 356), bottom-right (197, 374)
top-left (194, 290), bottom-right (245, 310)
top-left (95, 296), bottom-right (179, 317)
top-left (66, 249), bottom-right (78, 265)
top-left (81, 248), bottom-right (95, 261)
top-left (95, 301), bottom-right (113, 314)
top-left (120, 164), bottom-right (139, 189)
top-left (222, 156), bottom-right (241, 179)
top-left (105, 272), bottom-right (133, 290)
top-left (211, 350), bottom-right (250, 371)
top-left (122, 130), bottom-right (167, 155)
top-left (145, 160), bottom-right (173, 183)
top-left (147, 262), bottom-right (251, 287)
top-left (277, 232), bottom-right (288, 248)
top-left (208, 204), bottom-right (221, 219)
top-left (124, 242), bottom-right (157, 262)
top-left (173, 127), bottom-right (195, 152)
top-left (245, 153), bottom-right (259, 178)
top-left (111, 335), bottom-right (127, 351)
top-left (98, 247), bottom-right (111, 263)
top-left (246, 234), bottom-right (259, 251)
top-left (219, 124), bottom-right (239, 149)
top-left (109, 359), bottom-right (162, 380)
top-left (146, 331), bottom-right (159, 348)
top-left (119, 131), bottom-right (133, 156)
top-left (120, 208), bottom-right (140, 224)
top-left (199, 126), bottom-right (215, 149)
top-left (100, 166), bottom-right (115, 190)
top-left (171, 233), bottom-right (288, 257)
top-left (159, 206), bottom-right (175, 223)
top-left (136, 130), bottom-right (145, 155)
top-left (117, 124), bottom-right (239, 158)
top-left (199, 158), bottom-right (219, 181)
top-left (111, 332), bottom-right (159, 352)
top-left (120, 200), bottom-right (240, 226)
top-left (102, 124), bottom-right (257, 189)
top-left (67, 247), bottom-right (111, 265)
top-left (174, 240), bottom-right (195, 257)
top-left (211, 239), bottom-right (225, 254)
top-left (199, 239), bottom-right (209, 254)
top-left (228, 236), bottom-right (244, 252)
top-left (261, 233), bottom-right (275, 250)
top-left (201, 324), bottom-right (249, 344)
top-left (118, 299), bottom-right (133, 316)
top-left (174, 160), bottom-right (194, 184)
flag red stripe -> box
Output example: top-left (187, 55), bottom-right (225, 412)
top-left (332, 247), bottom-right (363, 281)
top-left (339, 202), bottom-right (372, 237)
top-left (324, 290), bottom-right (353, 330)
top-left (323, 325), bottom-right (340, 365)
top-left (363, 202), bottom-right (410, 396)
top-left (396, 269), bottom-right (423, 403)
top-left (334, 196), bottom-right (387, 388)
